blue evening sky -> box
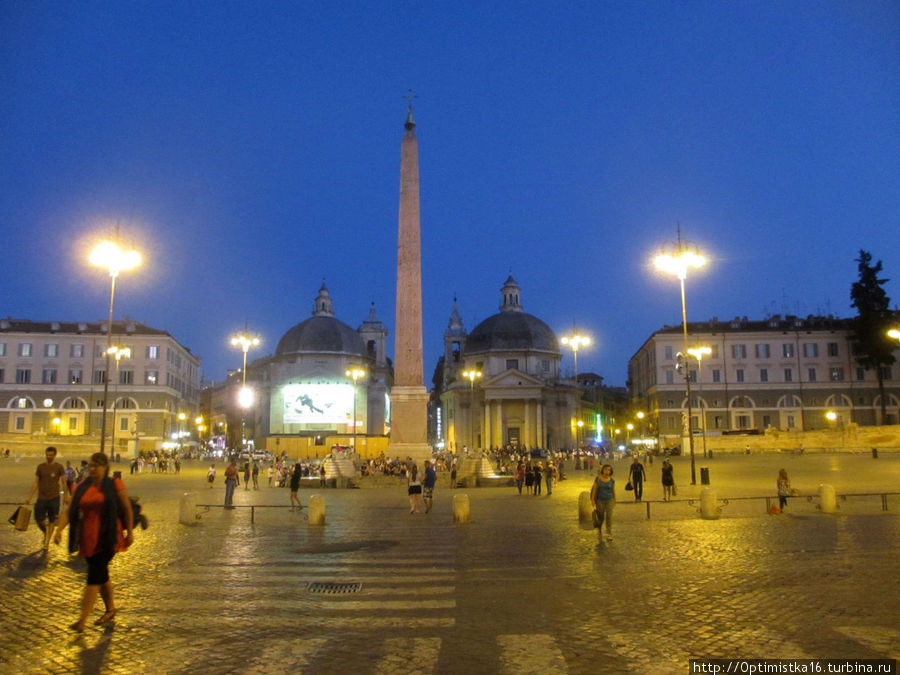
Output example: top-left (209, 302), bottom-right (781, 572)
top-left (1, 1), bottom-right (898, 387)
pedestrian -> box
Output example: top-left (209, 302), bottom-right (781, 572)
top-left (289, 463), bottom-right (303, 511)
top-left (524, 462), bottom-right (534, 493)
top-left (251, 462), bottom-right (260, 490)
top-left (53, 452), bottom-right (134, 631)
top-left (423, 459), bottom-right (437, 513)
top-left (267, 466), bottom-right (274, 487)
top-left (777, 468), bottom-right (791, 511)
top-left (207, 464), bottom-right (216, 489)
top-left (532, 462), bottom-right (543, 495)
top-left (590, 464), bottom-right (616, 543)
top-left (628, 455), bottom-right (646, 501)
top-left (543, 461), bottom-right (556, 496)
top-left (224, 460), bottom-right (238, 508)
top-left (407, 462), bottom-right (423, 514)
top-left (515, 461), bottom-right (526, 495)
top-left (64, 460), bottom-right (76, 495)
top-left (450, 460), bottom-right (457, 488)
top-left (319, 464), bottom-right (327, 487)
top-left (661, 459), bottom-right (675, 501)
top-left (24, 446), bottom-right (68, 551)
top-left (243, 462), bottom-right (250, 490)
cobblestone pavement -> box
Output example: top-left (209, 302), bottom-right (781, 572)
top-left (0, 454), bottom-right (897, 674)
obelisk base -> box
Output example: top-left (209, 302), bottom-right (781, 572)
top-left (388, 385), bottom-right (431, 466)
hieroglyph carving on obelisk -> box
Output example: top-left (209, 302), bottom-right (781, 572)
top-left (388, 98), bottom-right (431, 465)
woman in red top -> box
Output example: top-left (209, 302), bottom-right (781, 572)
top-left (55, 452), bottom-right (134, 631)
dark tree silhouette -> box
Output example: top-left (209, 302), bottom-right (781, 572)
top-left (850, 250), bottom-right (896, 424)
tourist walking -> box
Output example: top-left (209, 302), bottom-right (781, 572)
top-left (628, 455), bottom-right (646, 501)
top-left (543, 461), bottom-right (556, 496)
top-left (54, 452), bottom-right (134, 631)
top-left (661, 460), bottom-right (675, 501)
top-left (590, 464), bottom-right (616, 542)
top-left (532, 463), bottom-right (543, 495)
top-left (243, 462), bottom-right (251, 490)
top-left (289, 463), bottom-right (303, 511)
top-left (515, 462), bottom-right (526, 495)
top-left (777, 468), bottom-right (791, 511)
top-left (224, 460), bottom-right (238, 508)
top-left (423, 460), bottom-right (437, 513)
top-left (251, 462), bottom-right (260, 490)
top-left (408, 463), bottom-right (424, 514)
top-left (24, 446), bottom-right (68, 551)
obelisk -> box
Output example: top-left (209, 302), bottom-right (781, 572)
top-left (388, 101), bottom-right (431, 465)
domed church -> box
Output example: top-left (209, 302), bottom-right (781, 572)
top-left (437, 276), bottom-right (583, 452)
top-left (236, 283), bottom-right (392, 457)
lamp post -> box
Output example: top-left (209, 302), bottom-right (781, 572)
top-left (687, 345), bottom-right (712, 458)
top-left (177, 412), bottom-right (187, 455)
top-left (89, 235), bottom-right (141, 456)
top-left (461, 369), bottom-right (482, 450)
top-left (825, 410), bottom-right (845, 448)
top-left (230, 332), bottom-right (260, 452)
top-left (561, 330), bottom-right (591, 449)
top-left (108, 346), bottom-right (131, 450)
top-left (654, 232), bottom-right (706, 484)
top-left (345, 368), bottom-right (366, 452)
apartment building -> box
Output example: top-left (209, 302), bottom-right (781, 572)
top-left (0, 319), bottom-right (201, 455)
top-left (629, 315), bottom-right (899, 446)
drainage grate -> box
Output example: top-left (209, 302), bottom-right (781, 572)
top-left (307, 582), bottom-right (362, 595)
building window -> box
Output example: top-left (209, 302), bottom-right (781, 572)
top-left (68, 416), bottom-right (78, 431)
top-left (689, 369), bottom-right (697, 383)
top-left (786, 415), bottom-right (795, 429)
top-left (784, 368), bottom-right (792, 382)
top-left (15, 416), bottom-right (26, 431)
top-left (829, 367), bottom-right (844, 382)
top-left (807, 368), bottom-right (817, 382)
top-left (712, 369), bottom-right (721, 383)
top-left (736, 415), bottom-right (751, 429)
top-left (714, 416), bottom-right (724, 429)
top-left (666, 417), bottom-right (675, 430)
top-left (880, 366), bottom-right (893, 380)
top-left (0, 343), bottom-right (5, 356)
top-left (731, 344), bottom-right (747, 359)
top-left (827, 342), bottom-right (839, 357)
top-left (119, 370), bottom-right (134, 385)
top-left (15, 369), bottom-right (31, 384)
top-left (664, 346), bottom-right (673, 360)
top-left (505, 359), bottom-right (519, 371)
top-left (18, 343), bottom-right (32, 357)
top-left (856, 367), bottom-right (865, 381)
top-left (803, 343), bottom-right (818, 358)
top-left (119, 417), bottom-right (130, 431)
top-left (145, 370), bottom-right (158, 385)
top-left (760, 368), bottom-right (768, 383)
top-left (69, 368), bottom-right (83, 384)
top-left (762, 415), bottom-right (771, 427)
top-left (665, 370), bottom-right (674, 384)
top-left (540, 359), bottom-right (549, 372)
top-left (95, 344), bottom-right (105, 358)
top-left (709, 344), bottom-right (719, 359)
top-left (755, 344), bottom-right (770, 358)
top-left (736, 369), bottom-right (744, 383)
top-left (45, 343), bottom-right (59, 357)
top-left (783, 343), bottom-right (795, 358)
top-left (70, 344), bottom-right (84, 358)
top-left (41, 369), bottom-right (57, 384)
top-left (0, 368), bottom-right (4, 383)
top-left (93, 370), bottom-right (106, 385)
top-left (146, 345), bottom-right (159, 359)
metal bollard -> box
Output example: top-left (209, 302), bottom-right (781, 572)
top-left (307, 494), bottom-right (326, 525)
top-left (700, 488), bottom-right (720, 520)
top-left (178, 492), bottom-right (197, 525)
top-left (453, 493), bottom-right (470, 523)
top-left (818, 484), bottom-right (836, 514)
top-left (578, 491), bottom-right (593, 523)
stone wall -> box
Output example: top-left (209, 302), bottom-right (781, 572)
top-left (686, 424), bottom-right (900, 454)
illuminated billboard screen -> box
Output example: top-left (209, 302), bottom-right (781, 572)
top-left (282, 384), bottom-right (354, 425)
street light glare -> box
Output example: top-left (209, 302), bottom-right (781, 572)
top-left (238, 386), bottom-right (255, 408)
top-left (887, 329), bottom-right (900, 340)
top-left (653, 251), bottom-right (706, 278)
top-left (89, 240), bottom-right (141, 276)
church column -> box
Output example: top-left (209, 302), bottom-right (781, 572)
top-left (494, 400), bottom-right (503, 449)
top-left (536, 401), bottom-right (544, 449)
top-left (523, 399), bottom-right (531, 447)
top-left (482, 400), bottom-right (490, 451)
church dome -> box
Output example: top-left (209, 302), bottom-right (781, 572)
top-left (462, 276), bottom-right (559, 355)
top-left (275, 283), bottom-right (367, 357)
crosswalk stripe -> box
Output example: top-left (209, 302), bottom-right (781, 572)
top-left (244, 638), bottom-right (328, 675)
top-left (497, 634), bottom-right (568, 674)
top-left (374, 637), bottom-right (442, 674)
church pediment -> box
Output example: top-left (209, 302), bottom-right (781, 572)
top-left (483, 369), bottom-right (544, 388)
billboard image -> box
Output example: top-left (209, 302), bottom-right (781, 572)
top-left (282, 383), bottom-right (354, 425)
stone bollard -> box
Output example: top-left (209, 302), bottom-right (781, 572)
top-left (307, 494), bottom-right (326, 525)
top-left (578, 491), bottom-right (594, 524)
top-left (818, 484), bottom-right (837, 514)
top-left (178, 492), bottom-right (197, 525)
top-left (699, 488), bottom-right (720, 520)
top-left (453, 493), bottom-right (470, 523)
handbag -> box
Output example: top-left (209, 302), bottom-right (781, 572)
top-left (11, 506), bottom-right (31, 531)
top-left (625, 481), bottom-right (634, 491)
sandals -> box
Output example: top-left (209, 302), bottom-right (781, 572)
top-left (94, 610), bottom-right (117, 625)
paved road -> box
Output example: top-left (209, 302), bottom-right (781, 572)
top-left (0, 454), bottom-right (897, 674)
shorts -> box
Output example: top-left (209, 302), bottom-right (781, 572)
top-left (408, 485), bottom-right (422, 495)
top-left (34, 498), bottom-right (60, 524)
top-left (86, 553), bottom-right (114, 585)
top-left (423, 487), bottom-right (434, 499)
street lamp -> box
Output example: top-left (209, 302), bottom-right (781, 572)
top-left (177, 412), bottom-right (186, 455)
top-left (90, 234), bottom-right (141, 456)
top-left (461, 369), bottom-right (482, 451)
top-left (687, 345), bottom-right (712, 458)
top-left (654, 232), bottom-right (706, 485)
top-left (561, 330), bottom-right (590, 449)
top-left (345, 368), bottom-right (366, 452)
top-left (825, 410), bottom-right (845, 448)
top-left (888, 329), bottom-right (900, 343)
top-left (231, 331), bottom-right (261, 451)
